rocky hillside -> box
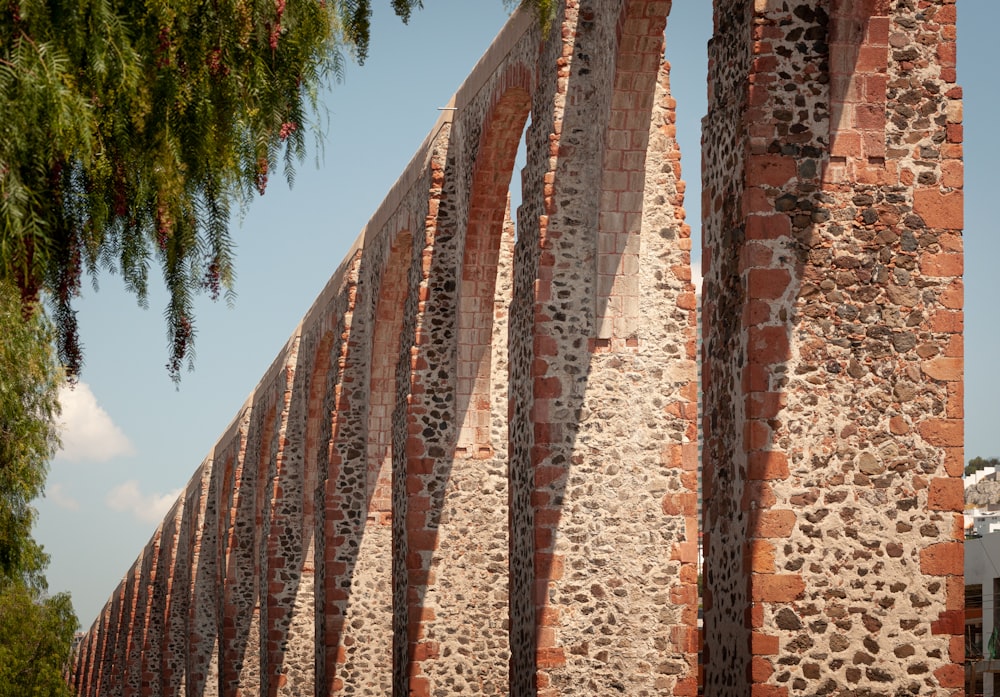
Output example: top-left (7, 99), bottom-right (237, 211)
top-left (966, 472), bottom-right (1000, 507)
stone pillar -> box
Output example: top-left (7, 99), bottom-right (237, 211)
top-left (116, 561), bottom-right (140, 696)
top-left (88, 603), bottom-right (110, 697)
top-left (259, 339), bottom-right (299, 697)
top-left (103, 572), bottom-right (127, 697)
top-left (702, 1), bottom-right (964, 694)
top-left (123, 534), bottom-right (157, 696)
top-left (160, 499), bottom-right (188, 697)
top-left (510, 1), bottom-right (698, 695)
top-left (314, 256), bottom-right (362, 696)
top-left (266, 328), bottom-right (322, 697)
top-left (224, 350), bottom-right (296, 696)
top-left (407, 34), bottom-right (538, 694)
top-left (186, 459), bottom-right (217, 696)
top-left (402, 139), bottom-right (457, 697)
top-left (76, 628), bottom-right (95, 697)
top-left (226, 396), bottom-right (269, 696)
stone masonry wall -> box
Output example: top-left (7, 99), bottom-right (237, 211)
top-left (702, 0), bottom-right (964, 695)
top-left (72, 2), bottom-right (962, 696)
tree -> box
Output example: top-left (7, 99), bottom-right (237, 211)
top-left (967, 456), bottom-right (1000, 477)
top-left (0, 584), bottom-right (77, 697)
top-left (0, 279), bottom-right (76, 696)
top-left (2, 0), bottom-right (349, 380)
top-left (0, 280), bottom-right (61, 577)
top-left (0, 540), bottom-right (78, 697)
top-left (1, 0), bottom-right (551, 381)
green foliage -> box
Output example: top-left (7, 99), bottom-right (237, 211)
top-left (1, 0), bottom-right (352, 379)
top-left (0, 560), bottom-right (78, 697)
top-left (1, 0), bottom-right (549, 380)
top-left (338, 0), bottom-right (423, 63)
top-left (505, 0), bottom-right (557, 32)
top-left (0, 281), bottom-right (61, 578)
top-left (966, 456), bottom-right (1000, 477)
top-left (0, 281), bottom-right (74, 695)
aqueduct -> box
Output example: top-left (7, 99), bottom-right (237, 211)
top-left (71, 1), bottom-right (965, 695)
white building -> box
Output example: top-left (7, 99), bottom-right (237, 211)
top-left (968, 467), bottom-right (999, 487)
top-left (965, 468), bottom-right (1000, 538)
top-left (965, 532), bottom-right (1000, 695)
top-left (969, 510), bottom-right (1000, 538)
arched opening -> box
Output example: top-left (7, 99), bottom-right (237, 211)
top-left (304, 332), bottom-right (335, 553)
top-left (456, 84), bottom-right (531, 455)
top-left (367, 231), bottom-right (414, 521)
top-left (828, 0), bottom-right (888, 167)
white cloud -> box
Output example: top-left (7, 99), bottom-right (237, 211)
top-left (106, 481), bottom-right (181, 524)
top-left (46, 482), bottom-right (80, 511)
top-left (56, 383), bottom-right (135, 463)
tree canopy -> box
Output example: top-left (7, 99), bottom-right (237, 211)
top-left (0, 581), bottom-right (77, 697)
top-left (966, 456), bottom-right (1000, 477)
top-left (2, 0), bottom-right (353, 379)
top-left (0, 538), bottom-right (78, 697)
top-left (0, 280), bottom-right (61, 577)
top-left (1, 0), bottom-right (551, 381)
top-left (0, 279), bottom-right (76, 696)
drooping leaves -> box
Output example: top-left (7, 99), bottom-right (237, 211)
top-left (0, 281), bottom-right (61, 579)
top-left (1, 0), bottom-right (346, 380)
top-left (0, 0), bottom-right (551, 381)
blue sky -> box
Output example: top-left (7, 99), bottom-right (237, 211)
top-left (34, 2), bottom-right (999, 625)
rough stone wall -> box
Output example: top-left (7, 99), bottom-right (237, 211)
top-left (508, 3), bottom-right (698, 695)
top-left (701, 0), bottom-right (757, 691)
top-left (160, 498), bottom-right (187, 697)
top-left (72, 2), bottom-right (963, 696)
top-left (129, 524), bottom-right (159, 696)
top-left (702, 0), bottom-right (964, 695)
top-left (217, 410), bottom-right (249, 697)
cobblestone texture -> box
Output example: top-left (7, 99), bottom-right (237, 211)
top-left (702, 1), bottom-right (964, 695)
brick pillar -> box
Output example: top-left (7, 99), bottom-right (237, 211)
top-left (315, 256), bottom-right (363, 696)
top-left (160, 497), bottom-right (188, 697)
top-left (260, 339), bottom-right (299, 697)
top-left (117, 561), bottom-right (141, 696)
top-left (122, 533), bottom-right (157, 696)
top-left (702, 1), bottom-right (964, 694)
top-left (511, 1), bottom-right (697, 695)
top-left (186, 459), bottom-right (217, 696)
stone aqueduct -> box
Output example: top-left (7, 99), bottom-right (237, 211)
top-left (71, 1), bottom-right (965, 695)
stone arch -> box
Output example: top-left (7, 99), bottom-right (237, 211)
top-left (593, 0), bottom-right (674, 347)
top-left (304, 331), bottom-right (335, 551)
top-left (456, 67), bottom-right (532, 454)
top-left (828, 0), bottom-right (889, 167)
top-left (367, 230), bottom-right (415, 523)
